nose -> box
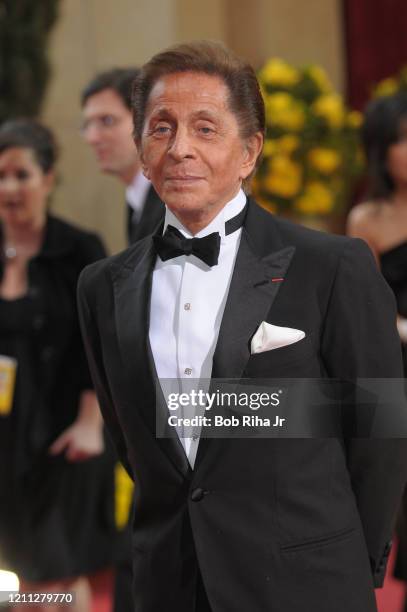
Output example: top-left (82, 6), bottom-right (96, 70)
top-left (83, 123), bottom-right (101, 145)
top-left (0, 176), bottom-right (20, 195)
top-left (168, 126), bottom-right (194, 161)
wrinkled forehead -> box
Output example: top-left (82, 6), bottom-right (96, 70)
top-left (144, 71), bottom-right (231, 117)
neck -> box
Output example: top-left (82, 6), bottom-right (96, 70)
top-left (176, 210), bottom-right (223, 236)
top-left (172, 187), bottom-right (243, 235)
top-left (3, 216), bottom-right (46, 247)
top-left (391, 186), bottom-right (407, 207)
top-left (120, 160), bottom-right (142, 186)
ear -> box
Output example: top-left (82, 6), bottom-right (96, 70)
top-left (43, 170), bottom-right (56, 196)
top-left (137, 145), bottom-right (151, 180)
top-left (239, 132), bottom-right (264, 180)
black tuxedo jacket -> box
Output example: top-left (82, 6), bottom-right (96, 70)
top-left (126, 183), bottom-right (164, 244)
top-left (78, 198), bottom-right (407, 612)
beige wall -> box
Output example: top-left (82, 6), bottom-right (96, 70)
top-left (41, 0), bottom-right (344, 254)
top-left (225, 0), bottom-right (344, 91)
top-left (42, 0), bottom-right (178, 254)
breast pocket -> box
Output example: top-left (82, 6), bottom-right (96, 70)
top-left (243, 335), bottom-right (321, 378)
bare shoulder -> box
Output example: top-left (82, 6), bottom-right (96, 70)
top-left (346, 200), bottom-right (388, 261)
top-left (347, 201), bottom-right (381, 233)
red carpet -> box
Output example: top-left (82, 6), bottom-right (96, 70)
top-left (90, 568), bottom-right (113, 612)
top-left (377, 539), bottom-right (406, 612)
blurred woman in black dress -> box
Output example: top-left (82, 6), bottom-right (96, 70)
top-left (0, 119), bottom-right (117, 611)
top-left (348, 92), bottom-right (407, 608)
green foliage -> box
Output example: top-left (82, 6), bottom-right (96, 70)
top-left (0, 0), bottom-right (60, 122)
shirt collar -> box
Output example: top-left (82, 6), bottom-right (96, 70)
top-left (163, 188), bottom-right (247, 244)
top-left (126, 171), bottom-right (151, 211)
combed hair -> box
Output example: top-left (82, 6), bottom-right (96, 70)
top-left (0, 118), bottom-right (58, 173)
top-left (81, 67), bottom-right (140, 110)
top-left (363, 92), bottom-right (407, 199)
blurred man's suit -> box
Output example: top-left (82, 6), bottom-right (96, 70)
top-left (78, 197), bottom-right (407, 612)
top-left (126, 181), bottom-right (164, 244)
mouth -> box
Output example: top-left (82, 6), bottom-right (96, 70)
top-left (1, 200), bottom-right (22, 209)
top-left (165, 176), bottom-right (204, 183)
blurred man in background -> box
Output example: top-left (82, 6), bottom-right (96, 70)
top-left (81, 68), bottom-right (163, 612)
top-left (81, 68), bottom-right (164, 245)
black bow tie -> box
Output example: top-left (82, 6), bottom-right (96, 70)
top-left (153, 204), bottom-right (247, 267)
top-left (154, 226), bottom-right (220, 266)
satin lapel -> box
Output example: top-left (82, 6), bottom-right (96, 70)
top-left (111, 240), bottom-right (190, 479)
top-left (212, 231), bottom-right (295, 380)
top-left (195, 223), bottom-right (295, 471)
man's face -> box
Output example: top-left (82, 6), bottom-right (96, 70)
top-left (139, 72), bottom-right (261, 222)
top-left (82, 88), bottom-right (138, 178)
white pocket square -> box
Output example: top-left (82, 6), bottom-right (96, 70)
top-left (251, 321), bottom-right (306, 354)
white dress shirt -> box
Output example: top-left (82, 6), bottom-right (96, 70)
top-left (149, 188), bottom-right (246, 468)
top-left (126, 171), bottom-right (151, 222)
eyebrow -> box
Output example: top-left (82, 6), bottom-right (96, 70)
top-left (148, 108), bottom-right (220, 122)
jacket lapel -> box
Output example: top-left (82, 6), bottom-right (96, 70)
top-left (195, 200), bottom-right (296, 470)
top-left (211, 232), bottom-right (295, 380)
top-left (111, 238), bottom-right (191, 479)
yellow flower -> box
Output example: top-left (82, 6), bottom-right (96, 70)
top-left (308, 148), bottom-right (341, 174)
top-left (263, 139), bottom-right (277, 157)
top-left (294, 181), bottom-right (333, 214)
top-left (374, 77), bottom-right (398, 98)
top-left (266, 93), bottom-right (305, 130)
top-left (264, 155), bottom-right (302, 198)
top-left (259, 58), bottom-right (300, 87)
top-left (312, 94), bottom-right (344, 129)
top-left (347, 110), bottom-right (363, 129)
top-left (307, 66), bottom-right (332, 93)
top-left (262, 135), bottom-right (300, 158)
top-left (277, 134), bottom-right (300, 154)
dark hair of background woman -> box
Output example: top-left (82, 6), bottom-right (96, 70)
top-left (0, 118), bottom-right (58, 174)
top-left (363, 92), bottom-right (407, 200)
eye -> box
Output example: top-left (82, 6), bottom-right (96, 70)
top-left (196, 122), bottom-right (216, 136)
top-left (16, 170), bottom-right (29, 180)
top-left (101, 115), bottom-right (118, 128)
top-left (151, 122), bottom-right (172, 136)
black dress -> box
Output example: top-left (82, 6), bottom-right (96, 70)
top-left (0, 215), bottom-right (118, 582)
top-left (380, 242), bottom-right (407, 582)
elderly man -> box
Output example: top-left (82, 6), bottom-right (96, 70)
top-left (78, 42), bottom-right (407, 612)
top-left (81, 68), bottom-right (164, 244)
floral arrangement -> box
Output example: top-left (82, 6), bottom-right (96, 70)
top-left (253, 58), bottom-right (364, 217)
top-left (373, 66), bottom-right (407, 98)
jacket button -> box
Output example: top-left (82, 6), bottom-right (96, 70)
top-left (191, 488), bottom-right (205, 502)
top-left (33, 315), bottom-right (45, 330)
top-left (41, 346), bottom-right (54, 361)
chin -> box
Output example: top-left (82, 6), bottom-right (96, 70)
top-left (99, 163), bottom-right (115, 174)
top-left (164, 195), bottom-right (204, 217)
top-left (161, 183), bottom-right (205, 206)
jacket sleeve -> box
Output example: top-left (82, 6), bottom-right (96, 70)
top-left (77, 264), bottom-right (133, 479)
top-left (75, 232), bottom-right (108, 392)
top-left (321, 237), bottom-right (407, 587)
